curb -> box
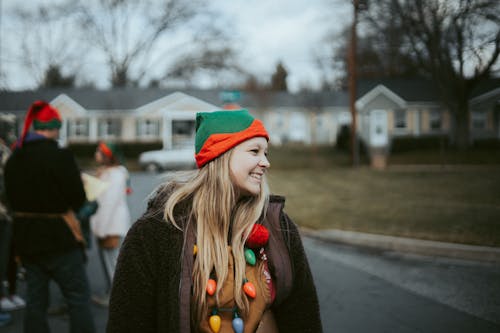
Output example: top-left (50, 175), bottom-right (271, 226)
top-left (301, 228), bottom-right (500, 264)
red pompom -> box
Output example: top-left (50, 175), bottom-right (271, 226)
top-left (246, 224), bottom-right (269, 248)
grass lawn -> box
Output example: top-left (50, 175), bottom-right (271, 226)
top-left (267, 166), bottom-right (500, 247)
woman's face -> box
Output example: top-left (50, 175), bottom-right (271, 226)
top-left (229, 137), bottom-right (270, 197)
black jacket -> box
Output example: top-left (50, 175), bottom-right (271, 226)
top-left (4, 134), bottom-right (86, 259)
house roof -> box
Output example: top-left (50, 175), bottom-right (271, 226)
top-left (356, 77), bottom-right (500, 102)
top-left (357, 78), bottom-right (440, 102)
top-left (0, 88), bottom-right (350, 114)
top-left (0, 77), bottom-right (496, 113)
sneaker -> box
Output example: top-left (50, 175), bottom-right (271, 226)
top-left (10, 295), bottom-right (26, 309)
top-left (91, 294), bottom-right (109, 307)
top-left (0, 297), bottom-right (17, 311)
top-left (0, 311), bottom-right (12, 327)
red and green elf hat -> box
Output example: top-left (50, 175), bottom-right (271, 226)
top-left (20, 100), bottom-right (62, 146)
top-left (194, 110), bottom-right (269, 168)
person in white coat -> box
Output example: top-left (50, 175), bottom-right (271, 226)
top-left (90, 142), bottom-right (131, 306)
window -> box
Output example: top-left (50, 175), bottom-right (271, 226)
top-left (172, 120), bottom-right (195, 148)
top-left (429, 110), bottom-right (442, 130)
top-left (68, 118), bottom-right (89, 138)
top-left (394, 109), bottom-right (407, 129)
top-left (98, 118), bottom-right (121, 138)
top-left (136, 118), bottom-right (160, 137)
top-left (172, 120), bottom-right (195, 136)
top-left (471, 112), bottom-right (486, 130)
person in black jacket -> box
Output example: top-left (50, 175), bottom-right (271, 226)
top-left (4, 101), bottom-right (95, 333)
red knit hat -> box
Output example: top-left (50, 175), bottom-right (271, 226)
top-left (194, 110), bottom-right (269, 168)
top-left (20, 100), bottom-right (62, 146)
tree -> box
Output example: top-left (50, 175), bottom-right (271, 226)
top-left (270, 61), bottom-right (288, 91)
top-left (360, 0), bottom-right (500, 148)
top-left (66, 0), bottom-right (238, 88)
top-left (163, 29), bottom-right (245, 89)
top-left (5, 2), bottom-right (86, 89)
top-left (41, 65), bottom-right (75, 88)
top-left (318, 17), bottom-right (423, 90)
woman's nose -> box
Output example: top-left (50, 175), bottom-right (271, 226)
top-left (259, 155), bottom-right (270, 168)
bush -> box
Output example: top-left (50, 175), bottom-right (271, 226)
top-left (390, 135), bottom-right (449, 153)
top-left (335, 124), bottom-right (368, 156)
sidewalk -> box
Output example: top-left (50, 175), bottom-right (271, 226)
top-left (301, 228), bottom-right (500, 263)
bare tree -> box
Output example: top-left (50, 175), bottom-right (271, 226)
top-left (163, 24), bottom-right (246, 89)
top-left (363, 0), bottom-right (500, 148)
top-left (68, 0), bottom-right (221, 87)
top-left (5, 2), bottom-right (86, 89)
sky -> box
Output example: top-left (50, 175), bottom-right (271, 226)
top-left (209, 0), bottom-right (351, 92)
top-left (0, 0), bottom-right (352, 92)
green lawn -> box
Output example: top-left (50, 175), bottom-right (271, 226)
top-left (267, 166), bottom-right (500, 247)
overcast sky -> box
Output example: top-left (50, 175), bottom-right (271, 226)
top-left (0, 0), bottom-right (352, 92)
top-left (210, 0), bottom-right (351, 91)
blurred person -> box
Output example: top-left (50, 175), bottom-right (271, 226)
top-left (107, 110), bottom-right (322, 332)
top-left (0, 137), bottom-right (13, 326)
top-left (90, 142), bottom-right (131, 306)
top-left (4, 101), bottom-right (95, 333)
top-left (0, 137), bottom-right (25, 312)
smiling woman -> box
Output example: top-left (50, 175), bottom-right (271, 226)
top-left (107, 109), bottom-right (323, 333)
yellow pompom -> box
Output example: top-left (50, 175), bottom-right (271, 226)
top-left (193, 244), bottom-right (198, 256)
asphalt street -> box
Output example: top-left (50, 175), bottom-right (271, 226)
top-left (305, 237), bottom-right (500, 332)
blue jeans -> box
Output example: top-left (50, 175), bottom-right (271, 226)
top-left (23, 249), bottom-right (95, 333)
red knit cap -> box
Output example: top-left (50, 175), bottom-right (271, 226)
top-left (20, 100), bottom-right (62, 146)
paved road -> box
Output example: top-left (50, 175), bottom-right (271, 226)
top-left (2, 172), bottom-right (499, 332)
top-left (305, 237), bottom-right (500, 332)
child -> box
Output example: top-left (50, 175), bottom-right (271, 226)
top-left (90, 142), bottom-right (131, 306)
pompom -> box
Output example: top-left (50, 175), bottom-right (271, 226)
top-left (246, 224), bottom-right (269, 248)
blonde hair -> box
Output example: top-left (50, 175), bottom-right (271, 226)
top-left (164, 150), bottom-right (269, 323)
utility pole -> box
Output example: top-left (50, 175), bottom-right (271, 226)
top-left (348, 0), bottom-right (359, 166)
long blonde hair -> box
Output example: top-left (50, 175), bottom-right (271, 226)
top-left (164, 150), bottom-right (269, 323)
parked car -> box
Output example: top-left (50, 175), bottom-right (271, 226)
top-left (138, 148), bottom-right (196, 172)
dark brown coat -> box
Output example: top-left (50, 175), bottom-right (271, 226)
top-left (107, 190), bottom-right (322, 333)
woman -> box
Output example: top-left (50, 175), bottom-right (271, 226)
top-left (107, 110), bottom-right (322, 332)
top-left (91, 142), bottom-right (131, 305)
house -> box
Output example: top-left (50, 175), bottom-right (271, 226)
top-left (0, 79), bottom-right (498, 151)
top-left (0, 88), bottom-right (351, 149)
top-left (355, 78), bottom-right (500, 148)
